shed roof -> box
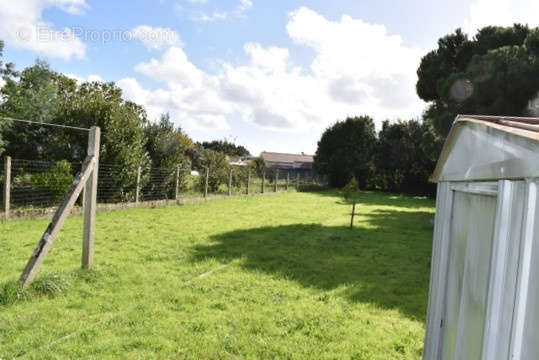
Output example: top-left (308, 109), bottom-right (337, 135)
top-left (431, 115), bottom-right (539, 182)
top-left (260, 151), bottom-right (314, 164)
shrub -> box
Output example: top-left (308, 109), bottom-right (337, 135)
top-left (32, 160), bottom-right (74, 201)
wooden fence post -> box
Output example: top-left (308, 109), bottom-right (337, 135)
top-left (82, 126), bottom-right (100, 269)
top-left (228, 168), bottom-right (233, 196)
top-left (135, 166), bottom-right (141, 203)
top-left (261, 169), bottom-right (265, 194)
top-left (246, 168), bottom-right (251, 195)
top-left (350, 202), bottom-right (356, 229)
top-left (274, 169), bottom-right (278, 192)
top-left (3, 156), bottom-right (11, 220)
top-left (296, 173), bottom-right (300, 189)
top-left (286, 172), bottom-right (289, 191)
top-left (175, 165), bottom-right (180, 202)
top-left (204, 167), bottom-right (209, 198)
top-left (20, 156), bottom-right (96, 287)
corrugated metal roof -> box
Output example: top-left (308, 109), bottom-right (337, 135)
top-left (260, 151), bottom-right (314, 164)
top-left (431, 115), bottom-right (539, 182)
top-left (457, 115), bottom-right (539, 138)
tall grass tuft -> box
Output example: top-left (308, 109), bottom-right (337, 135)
top-left (0, 273), bottom-right (70, 306)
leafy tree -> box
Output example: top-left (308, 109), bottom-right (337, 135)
top-left (145, 113), bottom-right (192, 170)
top-left (0, 40), bottom-right (7, 156)
top-left (342, 177), bottom-right (360, 229)
top-left (373, 120), bottom-right (437, 196)
top-left (200, 139), bottom-right (250, 157)
top-left (144, 113), bottom-right (193, 194)
top-left (249, 156), bottom-right (266, 177)
top-left (197, 148), bottom-right (230, 192)
top-left (417, 24), bottom-right (539, 138)
top-left (61, 81), bottom-right (150, 201)
top-left (314, 116), bottom-right (377, 188)
top-left (0, 60), bottom-right (150, 201)
top-left (0, 60), bottom-right (63, 159)
top-left (32, 160), bottom-right (74, 201)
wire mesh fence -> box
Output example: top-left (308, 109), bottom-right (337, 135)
top-left (1, 156), bottom-right (328, 220)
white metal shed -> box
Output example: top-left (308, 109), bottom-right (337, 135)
top-left (424, 115), bottom-right (539, 360)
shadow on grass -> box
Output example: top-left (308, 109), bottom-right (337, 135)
top-left (301, 189), bottom-right (434, 209)
top-left (191, 208), bottom-right (433, 321)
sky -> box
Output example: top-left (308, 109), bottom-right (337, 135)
top-left (1, 0), bottom-right (538, 156)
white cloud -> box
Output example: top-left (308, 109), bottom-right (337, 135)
top-left (66, 73), bottom-right (104, 83)
top-left (191, 0), bottom-right (253, 22)
top-left (237, 0), bottom-right (252, 12)
top-left (464, 0), bottom-right (539, 35)
top-left (119, 7), bottom-right (425, 134)
top-left (130, 25), bottom-right (181, 50)
top-left (0, 77), bottom-right (5, 89)
top-left (0, 0), bottom-right (87, 60)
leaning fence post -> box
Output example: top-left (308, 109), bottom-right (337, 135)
top-left (261, 169), bottom-right (265, 194)
top-left (82, 126), bottom-right (100, 269)
top-left (175, 165), bottom-right (180, 202)
top-left (228, 168), bottom-right (233, 196)
top-left (286, 172), bottom-right (290, 191)
top-left (135, 166), bottom-right (141, 203)
top-left (3, 156), bottom-right (11, 220)
top-left (274, 169), bottom-right (278, 192)
top-left (204, 167), bottom-right (209, 198)
top-left (246, 168), bottom-right (251, 195)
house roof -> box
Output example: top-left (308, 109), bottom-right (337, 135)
top-left (431, 115), bottom-right (539, 182)
top-left (260, 151), bottom-right (314, 164)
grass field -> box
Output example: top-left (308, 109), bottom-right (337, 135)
top-left (0, 190), bottom-right (435, 359)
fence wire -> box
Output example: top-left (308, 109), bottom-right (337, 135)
top-left (1, 157), bottom-right (327, 218)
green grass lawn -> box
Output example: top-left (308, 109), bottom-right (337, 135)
top-left (0, 190), bottom-right (435, 359)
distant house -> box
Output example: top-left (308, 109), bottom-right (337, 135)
top-left (226, 155), bottom-right (250, 167)
top-left (260, 151), bottom-right (315, 178)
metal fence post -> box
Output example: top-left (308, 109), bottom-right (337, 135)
top-left (135, 166), bottom-right (141, 203)
top-left (286, 172), bottom-right (289, 191)
top-left (3, 156), bottom-right (11, 220)
top-left (261, 169), bottom-right (265, 194)
top-left (82, 126), bottom-right (100, 269)
top-left (246, 168), bottom-right (251, 195)
top-left (204, 167), bottom-right (209, 198)
top-left (274, 169), bottom-right (278, 192)
top-left (175, 165), bottom-right (180, 201)
top-left (228, 168), bottom-right (233, 196)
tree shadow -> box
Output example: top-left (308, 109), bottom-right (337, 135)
top-left (190, 208), bottom-right (433, 322)
top-left (300, 189), bottom-right (434, 209)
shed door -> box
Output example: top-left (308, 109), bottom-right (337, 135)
top-left (441, 190), bottom-right (497, 360)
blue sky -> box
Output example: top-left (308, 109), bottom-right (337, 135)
top-left (1, 0), bottom-right (538, 155)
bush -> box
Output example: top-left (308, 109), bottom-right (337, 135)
top-left (32, 160), bottom-right (74, 201)
top-left (197, 149), bottom-right (230, 193)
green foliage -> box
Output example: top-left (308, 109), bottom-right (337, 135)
top-left (200, 139), bottom-right (250, 157)
top-left (373, 120), bottom-right (437, 196)
top-left (416, 24), bottom-right (539, 138)
top-left (0, 60), bottom-right (151, 201)
top-left (32, 160), bottom-right (74, 200)
top-left (249, 156), bottom-right (266, 177)
top-left (342, 177), bottom-right (360, 204)
top-left (230, 166), bottom-right (249, 189)
top-left (197, 149), bottom-right (231, 192)
top-left (314, 116), bottom-right (377, 188)
top-left (145, 113), bottom-right (193, 170)
top-left (144, 113), bottom-right (193, 195)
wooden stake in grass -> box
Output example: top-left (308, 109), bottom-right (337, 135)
top-left (342, 177), bottom-right (360, 229)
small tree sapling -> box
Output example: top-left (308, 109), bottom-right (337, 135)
top-left (342, 177), bottom-right (361, 229)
